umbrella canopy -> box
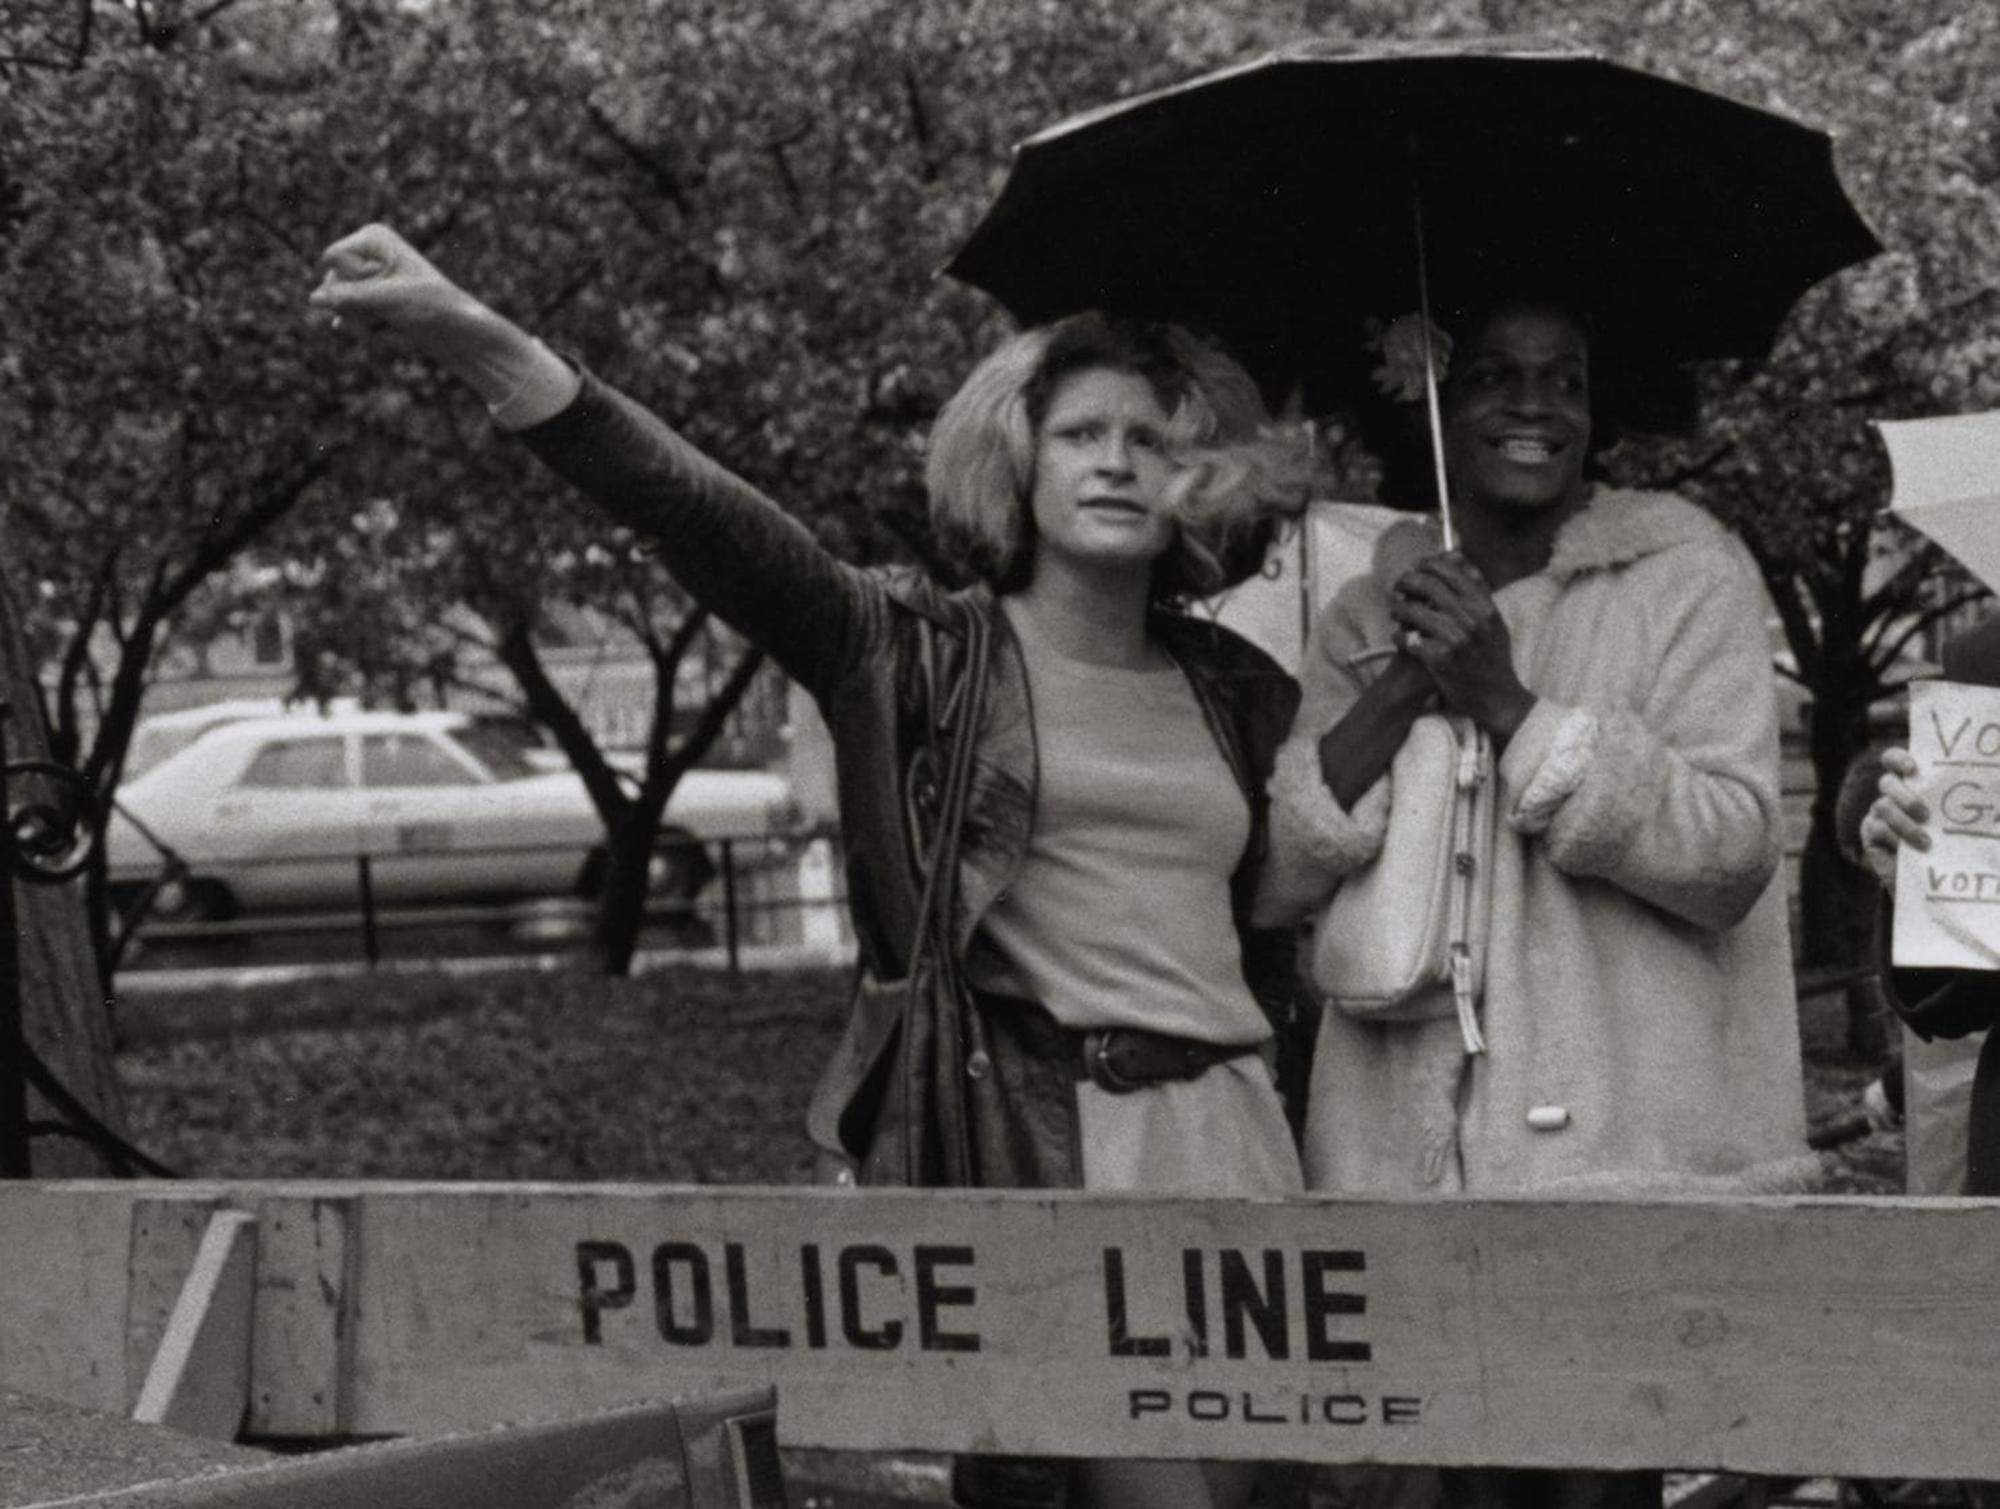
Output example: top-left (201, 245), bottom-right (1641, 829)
top-left (945, 38), bottom-right (1882, 410)
top-left (1878, 411), bottom-right (2000, 594)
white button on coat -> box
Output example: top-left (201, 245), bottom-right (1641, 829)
top-left (1526, 1105), bottom-right (1570, 1131)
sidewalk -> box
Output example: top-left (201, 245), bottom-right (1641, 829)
top-left (114, 939), bottom-right (857, 997)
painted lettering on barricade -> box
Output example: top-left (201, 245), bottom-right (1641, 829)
top-left (569, 1227), bottom-right (1419, 1442)
top-left (1100, 1247), bottom-right (1369, 1362)
top-left (15, 1184), bottom-right (2000, 1476)
top-left (1896, 680), bottom-right (2000, 968)
top-left (576, 1240), bottom-right (979, 1354)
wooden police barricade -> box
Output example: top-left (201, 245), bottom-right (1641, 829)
top-left (4, 1182), bottom-right (1998, 1484)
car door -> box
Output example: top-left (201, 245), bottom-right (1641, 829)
top-left (217, 733), bottom-right (363, 908)
top-left (356, 729), bottom-right (496, 903)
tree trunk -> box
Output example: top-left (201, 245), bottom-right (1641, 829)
top-left (491, 615), bottom-right (765, 978)
top-left (1798, 682), bottom-right (1889, 1058)
top-left (586, 826), bottom-right (658, 978)
top-left (0, 573), bottom-right (131, 1176)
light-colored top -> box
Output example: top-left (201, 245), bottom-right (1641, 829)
top-left (978, 600), bottom-right (1270, 1047)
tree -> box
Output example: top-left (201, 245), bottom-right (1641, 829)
top-left (1, 1), bottom-right (361, 981)
top-left (246, 494), bottom-right (770, 975)
top-left (16, 0), bottom-right (2000, 1024)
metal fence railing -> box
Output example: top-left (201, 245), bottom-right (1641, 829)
top-left (116, 823), bottom-right (852, 976)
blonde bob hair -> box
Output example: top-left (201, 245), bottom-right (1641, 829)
top-left (924, 312), bottom-right (1308, 600)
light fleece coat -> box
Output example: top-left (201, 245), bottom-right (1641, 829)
top-left (1257, 488), bottom-right (1818, 1195)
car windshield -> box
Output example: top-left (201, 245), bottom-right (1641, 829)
top-left (452, 722), bottom-right (544, 781)
top-left (125, 726), bottom-right (209, 780)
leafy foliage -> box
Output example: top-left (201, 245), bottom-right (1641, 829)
top-left (9, 0), bottom-right (2000, 1003)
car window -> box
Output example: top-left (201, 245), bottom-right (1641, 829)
top-left (126, 726), bottom-right (205, 780)
top-left (452, 722), bottom-right (543, 781)
top-left (362, 733), bottom-right (478, 788)
top-left (239, 737), bottom-right (349, 790)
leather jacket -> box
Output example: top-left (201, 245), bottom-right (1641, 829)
top-left (521, 371), bottom-right (1305, 1186)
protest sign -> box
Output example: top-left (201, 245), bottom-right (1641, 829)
top-left (1895, 679), bottom-right (2000, 968)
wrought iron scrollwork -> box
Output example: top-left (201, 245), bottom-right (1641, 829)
top-left (0, 700), bottom-right (170, 1179)
top-left (5, 756), bottom-right (97, 886)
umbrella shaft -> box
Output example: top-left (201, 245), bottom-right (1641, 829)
top-left (1411, 192), bottom-right (1455, 549)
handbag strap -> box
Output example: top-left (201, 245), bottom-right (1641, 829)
top-left (897, 605), bottom-right (993, 1181)
top-left (904, 606), bottom-right (991, 960)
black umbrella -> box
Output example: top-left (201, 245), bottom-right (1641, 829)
top-left (946, 37), bottom-right (1882, 414)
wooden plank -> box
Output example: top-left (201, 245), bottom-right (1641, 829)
top-left (126, 1197), bottom-right (225, 1411)
top-left (8, 1183), bottom-right (2000, 1480)
top-left (133, 1210), bottom-right (258, 1440)
top-left (246, 1196), bottom-right (354, 1437)
top-left (331, 1186), bottom-right (2000, 1478)
top-left (34, 1396), bottom-right (735, 1508)
top-left (672, 1384), bottom-right (788, 1508)
top-left (0, 1185), bottom-right (191, 1413)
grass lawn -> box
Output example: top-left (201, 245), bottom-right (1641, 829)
top-left (116, 963), bottom-right (1902, 1191)
top-left (117, 965), bottom-right (852, 1183)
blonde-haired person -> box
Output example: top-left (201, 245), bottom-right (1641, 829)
top-left (313, 224), bottom-right (1312, 1509)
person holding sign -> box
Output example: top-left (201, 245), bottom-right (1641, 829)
top-left (1858, 619), bottom-right (2000, 1200)
top-left (311, 224), bottom-right (1312, 1509)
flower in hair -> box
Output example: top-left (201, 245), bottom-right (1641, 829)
top-left (1366, 313), bottom-right (1453, 404)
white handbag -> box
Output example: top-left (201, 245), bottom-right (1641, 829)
top-left (1309, 711), bottom-right (1497, 1054)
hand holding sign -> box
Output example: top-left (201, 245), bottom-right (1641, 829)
top-left (1861, 747), bottom-right (1928, 891)
top-left (1892, 680), bottom-right (2000, 969)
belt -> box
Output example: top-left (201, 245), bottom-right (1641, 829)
top-left (976, 990), bottom-right (1258, 1096)
top-left (1080, 1027), bottom-right (1255, 1094)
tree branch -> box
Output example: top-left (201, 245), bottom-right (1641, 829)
top-left (632, 606), bottom-right (711, 783)
top-left (76, 454), bottom-right (334, 795)
top-left (493, 616), bottom-right (631, 823)
top-left (901, 64), bottom-right (940, 183)
top-left (1751, 542), bottom-right (1824, 686)
top-left (661, 644), bottom-right (766, 782)
top-left (154, 452), bottom-right (334, 612)
top-left (51, 553), bottom-right (114, 767)
top-left (1857, 540), bottom-right (1936, 624)
top-left (230, 140), bottom-right (314, 267)
top-left (534, 257), bottom-right (606, 324)
top-left (0, 47), bottom-right (83, 68)
top-left (1867, 587), bottom-right (1992, 673)
top-left (584, 100), bottom-right (693, 216)
top-left (761, 121), bottom-right (812, 215)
